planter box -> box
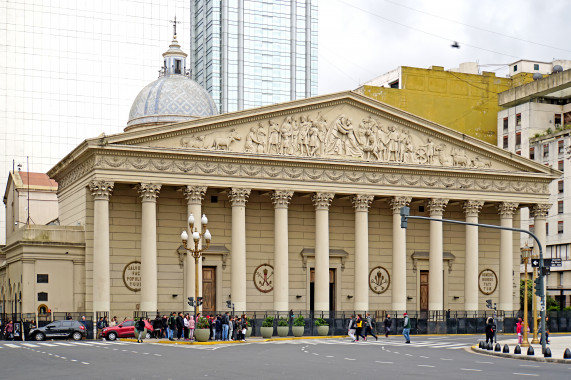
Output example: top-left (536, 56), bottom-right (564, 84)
top-left (246, 326), bottom-right (252, 338)
top-left (194, 328), bottom-right (210, 342)
top-left (277, 326), bottom-right (289, 337)
top-left (261, 326), bottom-right (273, 339)
top-left (292, 326), bottom-right (304, 337)
top-left (317, 325), bottom-right (329, 336)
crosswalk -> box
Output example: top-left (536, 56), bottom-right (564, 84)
top-left (265, 338), bottom-right (470, 350)
top-left (0, 341), bottom-right (137, 349)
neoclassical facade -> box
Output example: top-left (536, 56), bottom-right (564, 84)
top-left (45, 92), bottom-right (558, 317)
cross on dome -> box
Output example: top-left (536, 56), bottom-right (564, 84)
top-left (170, 15), bottom-right (180, 37)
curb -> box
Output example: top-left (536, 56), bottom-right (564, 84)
top-left (121, 335), bottom-right (347, 345)
top-left (469, 345), bottom-right (571, 364)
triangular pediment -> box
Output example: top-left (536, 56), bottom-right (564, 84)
top-left (96, 92), bottom-right (557, 176)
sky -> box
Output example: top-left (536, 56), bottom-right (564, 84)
top-left (318, 0), bottom-right (571, 94)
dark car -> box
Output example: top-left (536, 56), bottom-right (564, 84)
top-left (101, 319), bottom-right (154, 341)
top-left (29, 320), bottom-right (86, 341)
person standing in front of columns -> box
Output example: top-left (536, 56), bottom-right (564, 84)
top-left (347, 315), bottom-right (356, 342)
top-left (363, 313), bottom-right (378, 341)
top-left (403, 312), bottom-right (411, 343)
top-left (383, 314), bottom-right (392, 338)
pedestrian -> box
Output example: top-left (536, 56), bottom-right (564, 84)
top-left (516, 317), bottom-right (523, 344)
top-left (110, 316), bottom-right (118, 327)
top-left (485, 317), bottom-right (494, 344)
top-left (354, 314), bottom-right (366, 341)
top-left (241, 318), bottom-right (247, 342)
top-left (347, 315), bottom-right (356, 342)
top-left (4, 320), bottom-right (14, 341)
top-left (189, 315), bottom-right (195, 341)
top-left (96, 317), bottom-right (105, 339)
top-left (103, 316), bottom-right (109, 329)
top-left (228, 315), bottom-right (234, 341)
top-left (383, 314), bottom-right (391, 338)
top-left (176, 312), bottom-right (184, 340)
top-left (161, 315), bottom-right (168, 338)
top-left (136, 318), bottom-right (146, 343)
top-left (184, 314), bottom-right (190, 340)
top-left (545, 316), bottom-right (550, 344)
top-left (222, 312), bottom-right (230, 341)
top-left (153, 315), bottom-right (162, 339)
top-left (167, 312), bottom-right (176, 341)
top-left (363, 313), bottom-right (378, 341)
top-left (403, 312), bottom-right (411, 343)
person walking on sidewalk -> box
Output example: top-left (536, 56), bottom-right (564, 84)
top-left (403, 312), bottom-right (411, 343)
top-left (383, 314), bottom-right (392, 338)
top-left (354, 314), bottom-right (366, 341)
top-left (363, 313), bottom-right (378, 341)
top-left (136, 319), bottom-right (146, 343)
top-left (347, 315), bottom-right (356, 342)
top-left (516, 317), bottom-right (523, 344)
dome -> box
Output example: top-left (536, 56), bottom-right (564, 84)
top-left (126, 34), bottom-right (218, 131)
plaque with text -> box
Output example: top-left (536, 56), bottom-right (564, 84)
top-left (478, 269), bottom-right (497, 295)
top-left (369, 266), bottom-right (390, 294)
top-left (123, 261), bottom-right (141, 292)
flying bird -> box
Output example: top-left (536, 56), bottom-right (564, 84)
top-left (451, 41), bottom-right (460, 49)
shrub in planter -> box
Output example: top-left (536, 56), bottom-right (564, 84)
top-left (244, 317), bottom-right (252, 337)
top-left (277, 317), bottom-right (289, 337)
top-left (261, 316), bottom-right (274, 338)
top-left (315, 318), bottom-right (329, 336)
top-left (292, 315), bottom-right (305, 337)
top-left (195, 317), bottom-right (210, 342)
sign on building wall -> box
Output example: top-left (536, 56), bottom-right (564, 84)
top-left (478, 269), bottom-right (497, 295)
top-left (253, 264), bottom-right (274, 293)
top-left (369, 266), bottom-right (390, 294)
top-left (123, 261), bottom-right (141, 292)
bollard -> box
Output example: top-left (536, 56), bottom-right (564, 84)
top-left (527, 346), bottom-right (534, 356)
top-left (478, 341), bottom-right (483, 349)
top-left (487, 342), bottom-right (493, 350)
top-left (514, 345), bottom-right (521, 354)
top-left (494, 343), bottom-right (501, 352)
top-left (544, 347), bottom-right (551, 358)
top-left (503, 344), bottom-right (509, 353)
top-left (564, 348), bottom-right (571, 359)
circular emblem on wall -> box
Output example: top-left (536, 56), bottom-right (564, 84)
top-left (123, 261), bottom-right (141, 292)
top-left (478, 269), bottom-right (498, 295)
top-left (369, 266), bottom-right (390, 294)
top-left (253, 264), bottom-right (274, 293)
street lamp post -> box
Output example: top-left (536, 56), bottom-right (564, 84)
top-left (531, 253), bottom-right (540, 344)
top-left (521, 243), bottom-right (532, 347)
top-left (181, 213), bottom-right (211, 318)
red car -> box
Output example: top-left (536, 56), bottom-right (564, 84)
top-left (101, 319), bottom-right (154, 341)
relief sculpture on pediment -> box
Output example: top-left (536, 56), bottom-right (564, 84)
top-left (178, 112), bottom-right (497, 169)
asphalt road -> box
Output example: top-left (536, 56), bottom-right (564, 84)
top-left (1, 335), bottom-right (569, 379)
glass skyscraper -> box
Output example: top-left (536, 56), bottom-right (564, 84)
top-left (190, 0), bottom-right (318, 113)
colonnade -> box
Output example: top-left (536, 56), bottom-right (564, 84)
top-left (89, 180), bottom-right (549, 314)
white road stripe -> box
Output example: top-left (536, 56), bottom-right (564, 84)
top-left (461, 369), bottom-right (482, 372)
top-left (4, 344), bottom-right (20, 348)
top-left (53, 342), bottom-right (74, 346)
top-left (375, 361), bottom-right (393, 364)
top-left (344, 358), bottom-right (356, 361)
top-left (81, 362), bottom-right (89, 365)
top-left (420, 356), bottom-right (429, 359)
top-left (417, 365), bottom-right (435, 368)
top-left (519, 365), bottom-right (540, 368)
top-left (476, 361), bottom-right (494, 364)
top-left (326, 355), bottom-right (334, 358)
top-left (512, 373), bottom-right (538, 377)
top-left (37, 343), bottom-right (57, 347)
top-left (21, 343), bottom-right (39, 347)
top-left (70, 342), bottom-right (93, 346)
top-left (440, 358), bottom-right (452, 361)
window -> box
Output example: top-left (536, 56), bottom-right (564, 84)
top-left (529, 224), bottom-right (535, 234)
top-left (534, 64), bottom-right (539, 70)
top-left (546, 223), bottom-right (549, 235)
top-left (503, 117), bottom-right (508, 131)
top-left (175, 60), bottom-right (181, 74)
top-left (558, 180), bottom-right (564, 193)
top-left (559, 140), bottom-right (565, 154)
top-left (529, 147), bottom-right (535, 160)
top-left (37, 274), bottom-right (48, 283)
top-left (38, 292), bottom-right (48, 302)
top-left (544, 143), bottom-right (550, 158)
top-left (514, 64), bottom-right (518, 72)
top-left (515, 132), bottom-right (521, 148)
top-left (559, 160), bottom-right (564, 171)
top-left (503, 135), bottom-right (508, 149)
top-left (389, 80), bottom-right (399, 89)
top-left (558, 221), bottom-right (564, 234)
top-left (516, 113), bottom-right (521, 127)
top-left (555, 114), bottom-right (562, 126)
top-left (558, 200), bottom-right (564, 214)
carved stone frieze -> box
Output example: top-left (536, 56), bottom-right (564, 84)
top-left (271, 190), bottom-right (294, 209)
top-left (138, 183), bottom-right (161, 201)
top-left (352, 194), bottom-right (374, 212)
top-left (389, 196), bottom-right (412, 214)
top-left (463, 200), bottom-right (484, 217)
top-left (183, 186), bottom-right (207, 205)
top-left (530, 203), bottom-right (551, 219)
top-left (228, 188), bottom-right (251, 207)
top-left (427, 198), bottom-right (449, 215)
top-left (498, 202), bottom-right (519, 217)
top-left (312, 192), bottom-right (335, 210)
top-left (89, 180), bottom-right (114, 200)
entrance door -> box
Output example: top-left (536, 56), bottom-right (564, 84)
top-left (309, 269), bottom-right (336, 312)
top-left (202, 267), bottom-right (216, 314)
top-left (420, 270), bottom-right (429, 312)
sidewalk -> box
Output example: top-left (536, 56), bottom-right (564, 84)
top-left (472, 334), bottom-right (571, 363)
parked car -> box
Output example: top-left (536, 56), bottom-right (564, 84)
top-left (29, 320), bottom-right (86, 341)
top-left (101, 319), bottom-right (154, 341)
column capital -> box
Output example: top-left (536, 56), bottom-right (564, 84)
top-left (271, 190), bottom-right (294, 209)
top-left (498, 202), bottom-right (519, 217)
top-left (530, 203), bottom-right (551, 219)
top-left (463, 200), bottom-right (484, 217)
top-left (89, 180), bottom-right (114, 200)
top-left (184, 185), bottom-right (207, 205)
top-left (389, 196), bottom-right (412, 214)
top-left (228, 188), bottom-right (251, 207)
top-left (427, 198), bottom-right (449, 216)
top-left (138, 183), bottom-right (161, 202)
top-left (352, 194), bottom-right (374, 212)
top-left (312, 192), bottom-right (334, 210)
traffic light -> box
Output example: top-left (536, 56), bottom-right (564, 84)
top-left (534, 276), bottom-right (544, 297)
top-left (187, 297), bottom-right (194, 307)
top-left (486, 299), bottom-right (492, 309)
top-left (197, 297), bottom-right (203, 306)
top-left (400, 206), bottom-right (410, 229)
top-left (226, 300), bottom-right (232, 309)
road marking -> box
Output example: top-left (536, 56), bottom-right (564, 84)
top-left (519, 365), bottom-right (540, 368)
top-left (47, 353), bottom-right (53, 356)
top-left (440, 358), bottom-right (453, 361)
top-left (405, 354), bottom-right (413, 356)
top-left (512, 373), bottom-right (538, 377)
top-left (54, 342), bottom-right (74, 346)
top-left (131, 351), bottom-right (138, 354)
top-left (60, 357), bottom-right (67, 359)
top-left (375, 361), bottom-right (393, 364)
top-left (21, 343), bottom-right (39, 348)
top-left (153, 354), bottom-right (162, 357)
top-left (81, 362), bottom-right (89, 365)
top-left (326, 355), bottom-right (334, 358)
top-left (312, 353), bottom-right (319, 356)
top-left (143, 353), bottom-right (150, 355)
top-left (122, 349), bottom-right (128, 352)
top-left (419, 356), bottom-right (429, 359)
top-left (70, 360), bottom-right (77, 362)
top-left (393, 352), bottom-right (400, 354)
top-left (37, 343), bottom-right (57, 347)
top-left (461, 369), bottom-right (482, 372)
top-left (417, 365), bottom-right (435, 368)
top-left (344, 358), bottom-right (356, 361)
top-left (476, 361), bottom-right (494, 364)
top-left (4, 344), bottom-right (20, 348)
top-left (381, 346), bottom-right (385, 350)
top-left (70, 342), bottom-right (92, 346)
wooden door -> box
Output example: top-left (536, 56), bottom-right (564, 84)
top-left (310, 269), bottom-right (336, 312)
top-left (202, 267), bottom-right (216, 314)
top-left (420, 270), bottom-right (429, 311)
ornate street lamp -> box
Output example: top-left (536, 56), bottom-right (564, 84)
top-left (520, 243), bottom-right (533, 347)
top-left (181, 213), bottom-right (211, 317)
top-left (531, 249), bottom-right (540, 344)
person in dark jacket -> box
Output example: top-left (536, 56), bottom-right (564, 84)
top-left (354, 314), bottom-right (366, 341)
top-left (167, 312), bottom-right (176, 341)
top-left (485, 317), bottom-right (495, 344)
top-left (383, 314), bottom-right (392, 338)
top-left (176, 312), bottom-right (184, 340)
top-left (136, 319), bottom-right (146, 343)
top-left (161, 315), bottom-right (168, 338)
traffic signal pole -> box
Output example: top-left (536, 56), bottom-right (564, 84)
top-left (400, 207), bottom-right (548, 354)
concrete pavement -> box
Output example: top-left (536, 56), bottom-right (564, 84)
top-left (472, 334), bottom-right (571, 363)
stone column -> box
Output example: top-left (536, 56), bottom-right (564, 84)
top-left (463, 200), bottom-right (484, 311)
top-left (390, 196), bottom-right (411, 311)
top-left (228, 188), bottom-right (251, 312)
top-left (138, 183), bottom-right (161, 313)
top-left (352, 194), bottom-right (374, 311)
top-left (271, 190), bottom-right (294, 312)
top-left (311, 192), bottom-right (334, 312)
top-left (89, 180), bottom-right (114, 314)
top-left (183, 186), bottom-right (207, 310)
top-left (498, 202), bottom-right (518, 311)
top-left (427, 198), bottom-right (448, 311)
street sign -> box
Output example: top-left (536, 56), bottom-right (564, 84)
top-left (543, 258), bottom-right (552, 267)
top-left (531, 259), bottom-right (540, 267)
top-left (551, 258), bottom-right (562, 267)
